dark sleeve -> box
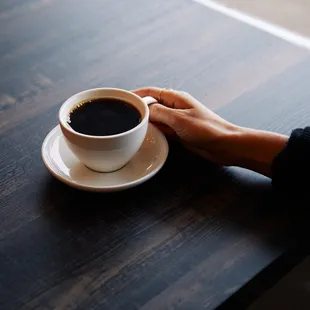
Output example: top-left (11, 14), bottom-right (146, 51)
top-left (272, 127), bottom-right (310, 192)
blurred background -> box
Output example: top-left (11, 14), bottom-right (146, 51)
top-left (218, 0), bottom-right (310, 37)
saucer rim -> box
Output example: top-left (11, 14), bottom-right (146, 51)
top-left (41, 125), bottom-right (169, 192)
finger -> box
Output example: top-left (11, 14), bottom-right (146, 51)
top-left (149, 103), bottom-right (178, 128)
top-left (132, 87), bottom-right (162, 99)
top-left (152, 122), bottom-right (177, 139)
top-left (133, 87), bottom-right (190, 109)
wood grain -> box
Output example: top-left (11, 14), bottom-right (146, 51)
top-left (0, 0), bottom-right (310, 309)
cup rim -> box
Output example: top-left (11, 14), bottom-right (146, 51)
top-left (58, 88), bottom-right (149, 140)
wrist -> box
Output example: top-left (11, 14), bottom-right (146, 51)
top-left (227, 127), bottom-right (288, 177)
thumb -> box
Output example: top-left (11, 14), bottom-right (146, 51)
top-left (149, 103), bottom-right (178, 128)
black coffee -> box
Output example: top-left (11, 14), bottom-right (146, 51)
top-left (68, 98), bottom-right (141, 136)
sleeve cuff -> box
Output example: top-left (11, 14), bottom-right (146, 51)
top-left (272, 127), bottom-right (310, 192)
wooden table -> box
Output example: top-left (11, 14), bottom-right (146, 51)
top-left (1, 0), bottom-right (310, 309)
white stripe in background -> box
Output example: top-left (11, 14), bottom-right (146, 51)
top-left (193, 0), bottom-right (310, 50)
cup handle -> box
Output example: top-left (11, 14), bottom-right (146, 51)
top-left (142, 96), bottom-right (158, 106)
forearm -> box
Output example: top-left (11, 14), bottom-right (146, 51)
top-left (230, 127), bottom-right (288, 177)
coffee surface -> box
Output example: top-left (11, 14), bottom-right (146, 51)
top-left (68, 98), bottom-right (141, 136)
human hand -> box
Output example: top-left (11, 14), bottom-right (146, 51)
top-left (133, 87), bottom-right (242, 165)
top-left (133, 87), bottom-right (288, 177)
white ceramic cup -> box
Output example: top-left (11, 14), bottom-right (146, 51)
top-left (59, 88), bottom-right (157, 172)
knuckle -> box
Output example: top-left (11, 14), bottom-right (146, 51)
top-left (150, 103), bottom-right (162, 114)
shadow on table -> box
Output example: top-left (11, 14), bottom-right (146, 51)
top-left (40, 141), bottom-right (272, 232)
top-left (37, 142), bottom-right (308, 310)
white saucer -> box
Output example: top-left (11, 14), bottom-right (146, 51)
top-left (41, 125), bottom-right (169, 192)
